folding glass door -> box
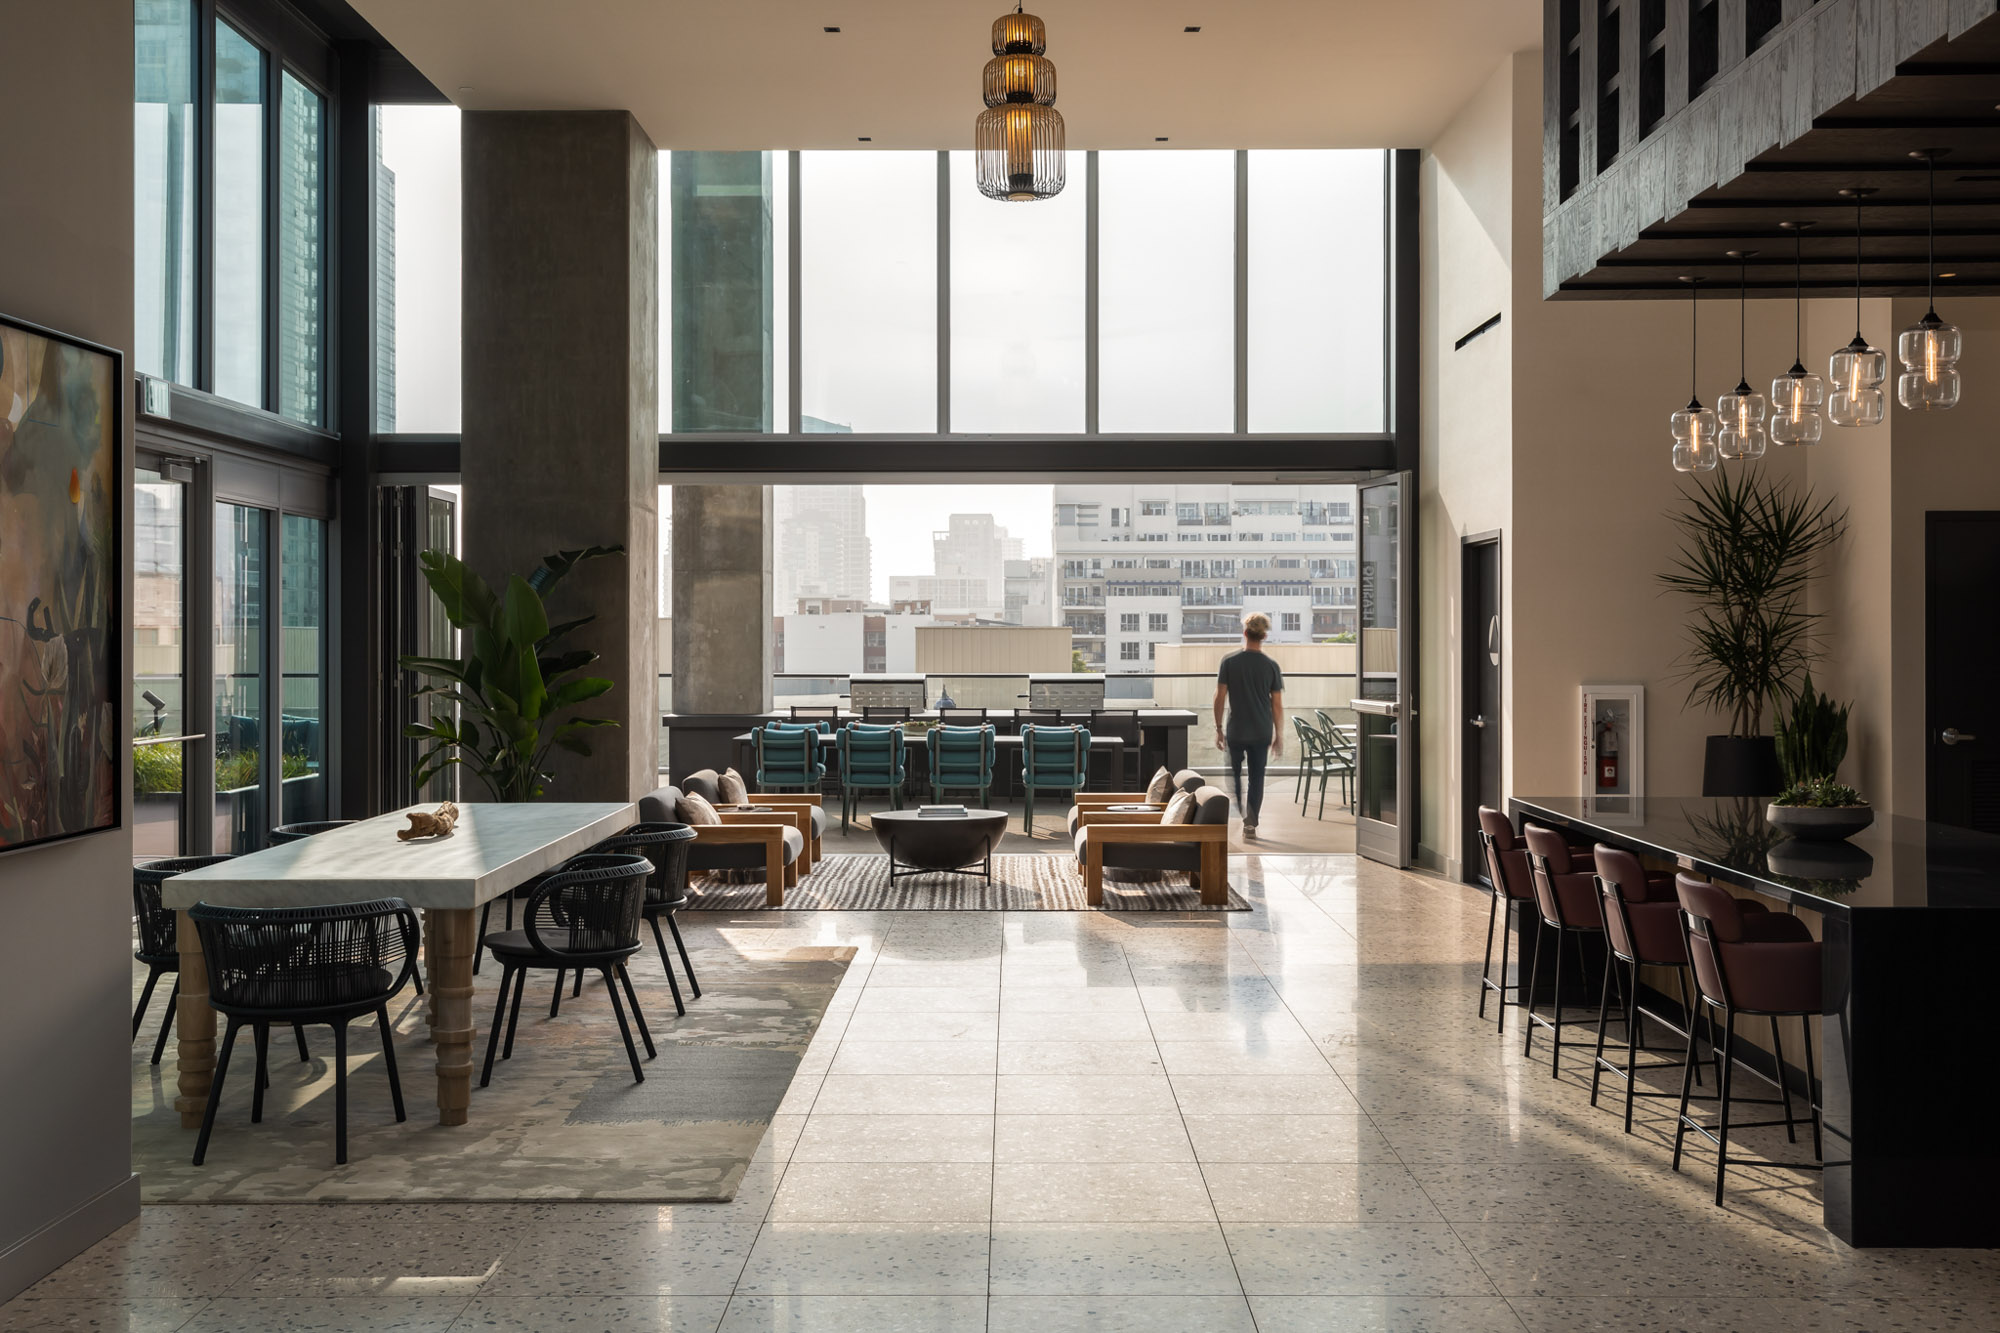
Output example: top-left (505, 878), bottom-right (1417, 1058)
top-left (1353, 472), bottom-right (1415, 867)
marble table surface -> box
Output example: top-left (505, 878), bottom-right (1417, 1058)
top-left (161, 802), bottom-right (636, 911)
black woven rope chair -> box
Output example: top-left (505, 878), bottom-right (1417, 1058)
top-left (188, 897), bottom-right (418, 1166)
top-left (268, 820), bottom-right (356, 844)
top-left (590, 823), bottom-right (700, 1014)
top-left (132, 856), bottom-right (235, 1066)
top-left (479, 853), bottom-right (657, 1087)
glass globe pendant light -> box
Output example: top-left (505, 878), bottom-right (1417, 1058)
top-left (1717, 249), bottom-right (1768, 461)
top-left (1898, 148), bottom-right (1962, 412)
top-left (1827, 186), bottom-right (1887, 427)
top-left (1770, 221), bottom-right (1825, 445)
top-left (1671, 276), bottom-right (1720, 474)
top-left (976, 4), bottom-right (1065, 201)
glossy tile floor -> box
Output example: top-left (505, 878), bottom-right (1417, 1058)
top-left (12, 854), bottom-right (2000, 1331)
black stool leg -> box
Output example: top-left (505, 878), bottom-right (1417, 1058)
top-left (413, 963), bottom-right (425, 996)
top-left (503, 966), bottom-right (528, 1059)
top-left (1802, 1014), bottom-right (1822, 1161)
top-left (1589, 948), bottom-right (1616, 1108)
top-left (1713, 1010), bottom-right (1737, 1206)
top-left (550, 970), bottom-right (565, 1018)
top-left (133, 966), bottom-right (161, 1038)
top-left (602, 966), bottom-right (645, 1083)
top-left (1672, 1003), bottom-right (1702, 1173)
top-left (294, 1022), bottom-right (310, 1063)
top-left (1548, 927), bottom-right (1568, 1078)
top-left (151, 976), bottom-right (181, 1066)
top-left (377, 1005), bottom-right (406, 1123)
top-left (332, 1019), bottom-right (349, 1166)
top-left (1770, 1016), bottom-right (1797, 1144)
top-left (192, 1017), bottom-right (242, 1166)
top-left (474, 898), bottom-right (493, 974)
top-left (1478, 888), bottom-right (1500, 1021)
top-left (1522, 920), bottom-right (1546, 1058)
top-left (1676, 969), bottom-right (1705, 1088)
top-left (251, 1022), bottom-right (270, 1123)
top-left (481, 964), bottom-right (515, 1087)
top-left (616, 963), bottom-right (656, 1058)
top-left (1495, 900), bottom-right (1514, 1035)
top-left (668, 913), bottom-right (698, 999)
top-left (573, 969), bottom-right (584, 999)
top-left (1621, 958), bottom-right (1643, 1133)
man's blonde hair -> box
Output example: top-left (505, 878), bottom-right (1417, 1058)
top-left (1242, 612), bottom-right (1270, 642)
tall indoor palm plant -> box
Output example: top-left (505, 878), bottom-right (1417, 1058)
top-left (1659, 469), bottom-right (1844, 794)
top-left (400, 545), bottom-right (623, 802)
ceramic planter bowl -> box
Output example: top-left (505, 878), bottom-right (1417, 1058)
top-left (1765, 802), bottom-right (1875, 842)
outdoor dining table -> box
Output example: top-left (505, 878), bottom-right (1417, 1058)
top-left (159, 801), bottom-right (635, 1129)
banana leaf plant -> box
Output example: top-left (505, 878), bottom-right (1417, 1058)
top-left (400, 545), bottom-right (624, 802)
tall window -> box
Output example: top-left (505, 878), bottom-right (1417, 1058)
top-left (135, 0), bottom-right (195, 386)
top-left (800, 152), bottom-right (936, 432)
top-left (280, 515), bottom-right (328, 823)
top-left (948, 150), bottom-right (1085, 432)
top-left (277, 73), bottom-right (325, 426)
top-left (212, 22), bottom-right (265, 409)
top-left (668, 152), bottom-right (787, 433)
top-left (215, 503), bottom-right (268, 854)
top-left (133, 468), bottom-right (189, 859)
top-left (1097, 151), bottom-right (1235, 432)
top-left (374, 106), bottom-right (463, 432)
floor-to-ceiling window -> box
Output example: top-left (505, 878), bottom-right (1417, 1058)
top-left (276, 72), bottom-right (326, 426)
top-left (279, 514), bottom-right (328, 823)
top-left (214, 502), bottom-right (268, 852)
top-left (212, 21), bottom-right (265, 408)
top-left (133, 464), bottom-right (190, 859)
top-left (373, 104), bottom-right (463, 433)
top-left (134, 0), bottom-right (195, 386)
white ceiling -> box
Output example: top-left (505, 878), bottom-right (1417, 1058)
top-left (352, 0), bottom-right (1540, 150)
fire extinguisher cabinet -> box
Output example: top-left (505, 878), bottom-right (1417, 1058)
top-left (1580, 685), bottom-right (1644, 818)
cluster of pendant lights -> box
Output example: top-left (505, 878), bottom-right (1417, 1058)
top-left (1669, 150), bottom-right (1961, 473)
top-left (975, 5), bottom-right (1066, 201)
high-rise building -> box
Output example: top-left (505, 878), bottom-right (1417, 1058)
top-left (774, 486), bottom-right (871, 611)
top-left (372, 113), bottom-right (396, 432)
top-left (1051, 484), bottom-right (1361, 671)
top-left (1003, 556), bottom-right (1055, 627)
top-left (931, 514), bottom-right (1007, 611)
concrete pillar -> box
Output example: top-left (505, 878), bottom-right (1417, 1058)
top-left (672, 486), bottom-right (773, 714)
top-left (460, 111), bottom-right (659, 802)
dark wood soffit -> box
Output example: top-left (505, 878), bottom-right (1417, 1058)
top-left (1546, 0), bottom-right (2000, 299)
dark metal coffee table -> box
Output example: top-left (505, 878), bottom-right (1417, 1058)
top-left (871, 809), bottom-right (1009, 881)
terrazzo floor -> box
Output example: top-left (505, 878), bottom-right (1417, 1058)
top-left (10, 853), bottom-right (2000, 1331)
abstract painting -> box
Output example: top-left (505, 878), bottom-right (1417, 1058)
top-left (0, 314), bottom-right (121, 852)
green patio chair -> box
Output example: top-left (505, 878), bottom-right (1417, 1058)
top-left (755, 724), bottom-right (825, 794)
top-left (927, 724), bottom-right (996, 807)
top-left (836, 723), bottom-right (906, 833)
top-left (1020, 723), bottom-right (1091, 835)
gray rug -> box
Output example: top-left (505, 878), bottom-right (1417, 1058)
top-left (133, 941), bottom-right (853, 1203)
top-left (690, 854), bottom-right (1250, 911)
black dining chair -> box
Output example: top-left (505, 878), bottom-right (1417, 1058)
top-left (480, 853), bottom-right (657, 1087)
top-left (132, 856), bottom-right (238, 1066)
top-left (1089, 708), bottom-right (1143, 789)
top-left (587, 823), bottom-right (700, 1016)
top-left (937, 707), bottom-right (988, 725)
top-left (189, 897), bottom-right (418, 1166)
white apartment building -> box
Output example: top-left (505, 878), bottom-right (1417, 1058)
top-left (1051, 484), bottom-right (1360, 671)
top-left (1003, 556), bottom-right (1056, 627)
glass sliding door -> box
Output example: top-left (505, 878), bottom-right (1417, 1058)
top-left (279, 514), bottom-right (327, 823)
top-left (214, 502), bottom-right (269, 851)
top-left (133, 464), bottom-right (189, 860)
top-left (1353, 473), bottom-right (1415, 867)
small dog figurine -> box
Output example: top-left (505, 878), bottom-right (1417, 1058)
top-left (398, 801), bottom-right (460, 841)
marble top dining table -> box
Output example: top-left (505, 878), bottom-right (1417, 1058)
top-left (164, 801), bottom-right (636, 1133)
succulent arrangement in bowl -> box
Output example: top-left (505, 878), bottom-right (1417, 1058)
top-left (1767, 678), bottom-right (1873, 841)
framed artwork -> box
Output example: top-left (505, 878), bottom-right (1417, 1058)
top-left (0, 313), bottom-right (123, 853)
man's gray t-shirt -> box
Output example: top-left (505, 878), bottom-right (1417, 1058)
top-left (1218, 649), bottom-right (1285, 743)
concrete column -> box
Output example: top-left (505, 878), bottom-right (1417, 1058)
top-left (461, 111), bottom-right (659, 802)
top-left (672, 486), bottom-right (773, 714)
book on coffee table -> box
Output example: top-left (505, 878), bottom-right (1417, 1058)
top-left (918, 805), bottom-right (968, 818)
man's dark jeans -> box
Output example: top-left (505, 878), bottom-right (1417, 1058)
top-left (1228, 736), bottom-right (1269, 826)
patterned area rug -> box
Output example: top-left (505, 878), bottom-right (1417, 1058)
top-left (689, 853), bottom-right (1250, 911)
top-left (132, 940), bottom-right (852, 1203)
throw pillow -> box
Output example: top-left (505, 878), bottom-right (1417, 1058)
top-left (1162, 791), bottom-right (1196, 825)
top-left (677, 792), bottom-right (721, 826)
top-left (1144, 766), bottom-right (1173, 803)
top-left (719, 767), bottom-right (749, 805)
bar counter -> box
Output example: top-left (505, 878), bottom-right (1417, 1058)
top-left (1512, 795), bottom-right (2000, 1247)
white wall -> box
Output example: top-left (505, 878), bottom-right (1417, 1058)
top-left (0, 0), bottom-right (140, 1298)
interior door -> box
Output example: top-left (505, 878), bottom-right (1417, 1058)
top-left (1462, 536), bottom-right (1502, 882)
top-left (1928, 513), bottom-right (2000, 832)
top-left (1354, 472), bottom-right (1416, 867)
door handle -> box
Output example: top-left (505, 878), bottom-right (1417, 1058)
top-left (1469, 715), bottom-right (1489, 729)
top-left (1943, 727), bottom-right (1978, 746)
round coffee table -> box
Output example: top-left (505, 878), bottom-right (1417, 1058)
top-left (871, 809), bottom-right (1009, 881)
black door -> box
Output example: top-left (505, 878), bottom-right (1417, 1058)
top-left (1462, 536), bottom-right (1501, 882)
top-left (1928, 513), bottom-right (2000, 833)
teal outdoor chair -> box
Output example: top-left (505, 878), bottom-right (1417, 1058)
top-left (836, 723), bottom-right (907, 832)
top-left (755, 724), bottom-right (825, 794)
top-left (1020, 723), bottom-right (1091, 835)
top-left (927, 724), bottom-right (996, 807)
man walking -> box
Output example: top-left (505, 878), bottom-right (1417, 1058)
top-left (1214, 612), bottom-right (1285, 836)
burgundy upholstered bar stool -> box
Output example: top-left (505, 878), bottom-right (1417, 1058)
top-left (1588, 846), bottom-right (1714, 1132)
top-left (1475, 807), bottom-right (1538, 1033)
top-left (1520, 826), bottom-right (1612, 1077)
top-left (1672, 873), bottom-right (1824, 1206)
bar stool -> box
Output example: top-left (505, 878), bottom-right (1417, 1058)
top-left (1588, 846), bottom-right (1711, 1132)
top-left (1672, 873), bottom-right (1824, 1206)
top-left (1520, 826), bottom-right (1610, 1077)
top-left (1474, 807), bottom-right (1538, 1033)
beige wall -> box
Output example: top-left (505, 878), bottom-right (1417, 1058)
top-left (915, 626), bottom-right (1073, 674)
top-left (0, 0), bottom-right (139, 1298)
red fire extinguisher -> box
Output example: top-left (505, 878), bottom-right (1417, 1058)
top-left (1597, 717), bottom-right (1619, 789)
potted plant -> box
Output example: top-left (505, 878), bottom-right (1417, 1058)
top-left (400, 545), bottom-right (623, 802)
top-left (1767, 775), bottom-right (1875, 842)
top-left (1659, 469), bottom-right (1845, 796)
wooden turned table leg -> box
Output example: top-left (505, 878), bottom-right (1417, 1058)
top-left (428, 907), bottom-right (476, 1126)
top-left (173, 910), bottom-right (215, 1129)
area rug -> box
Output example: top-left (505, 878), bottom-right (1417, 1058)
top-left (132, 940), bottom-right (853, 1203)
top-left (689, 854), bottom-right (1250, 911)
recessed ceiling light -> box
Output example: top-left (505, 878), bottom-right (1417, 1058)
top-left (857, 136), bottom-right (872, 142)
top-left (1184, 26), bottom-right (1202, 33)
top-left (824, 26), bottom-right (840, 33)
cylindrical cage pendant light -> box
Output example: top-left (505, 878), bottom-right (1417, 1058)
top-left (977, 6), bottom-right (1065, 201)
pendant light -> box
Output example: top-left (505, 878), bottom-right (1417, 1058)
top-left (1717, 249), bottom-right (1768, 461)
top-left (1898, 148), bottom-right (1962, 412)
top-left (976, 5), bottom-right (1066, 201)
top-left (1671, 276), bottom-right (1720, 474)
top-left (1770, 221), bottom-right (1825, 446)
top-left (1827, 186), bottom-right (1887, 427)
